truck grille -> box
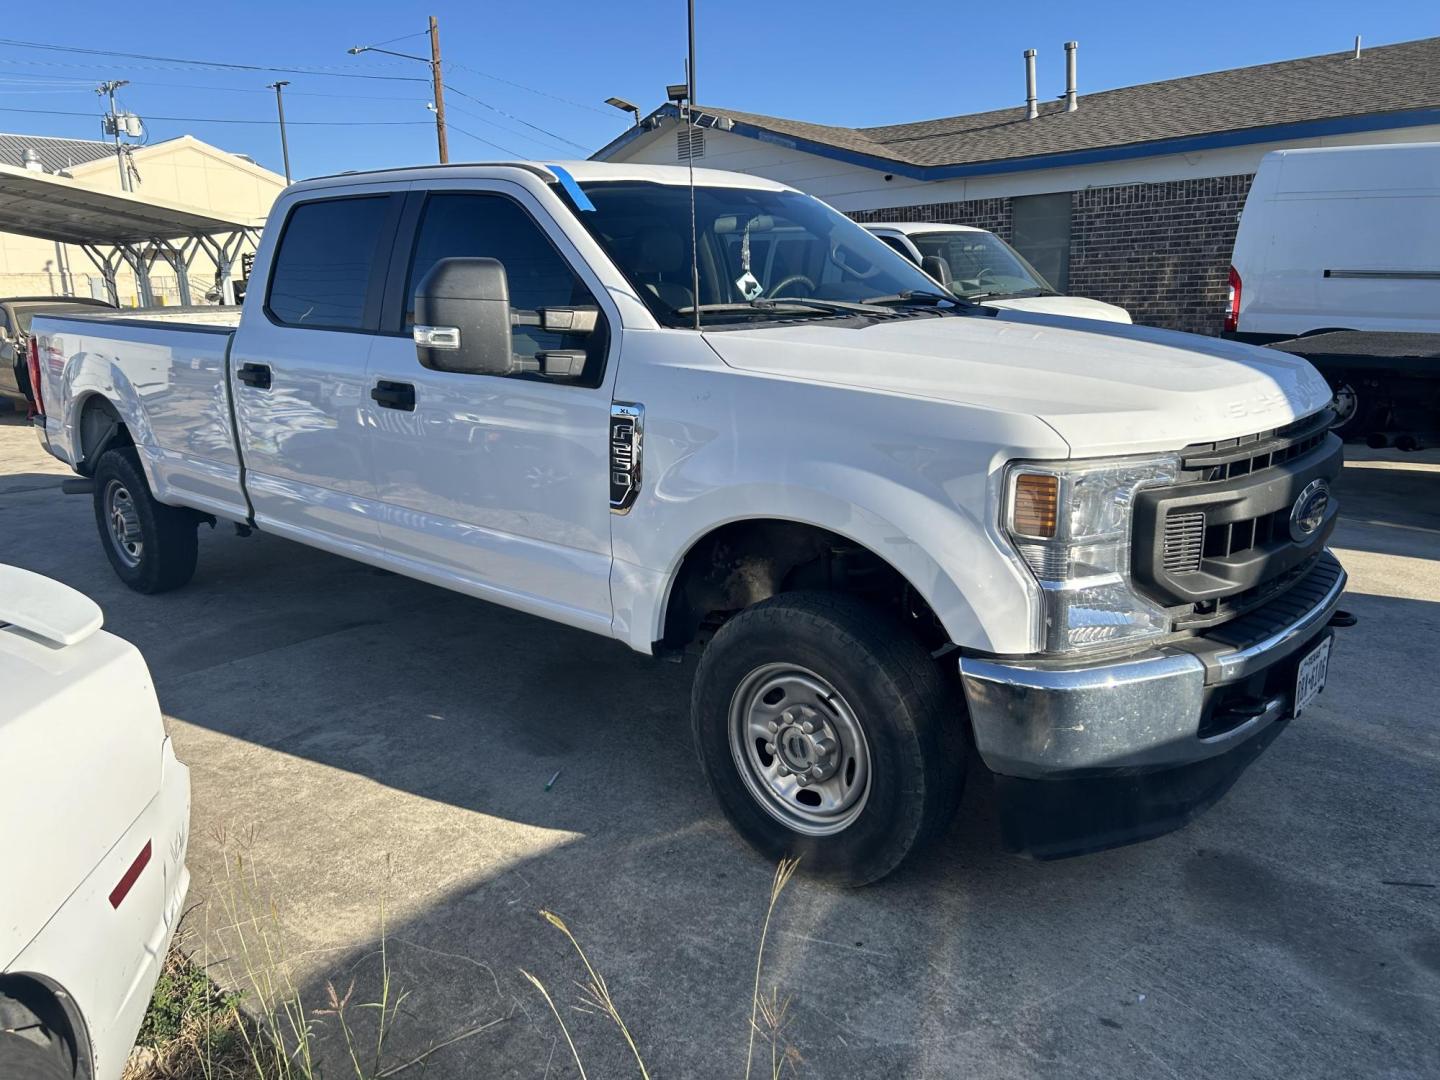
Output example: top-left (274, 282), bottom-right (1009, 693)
top-left (1132, 410), bottom-right (1342, 615)
top-left (1162, 512), bottom-right (1206, 574)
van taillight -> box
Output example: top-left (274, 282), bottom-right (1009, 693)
top-left (1224, 265), bottom-right (1242, 333)
top-left (26, 335), bottom-right (44, 416)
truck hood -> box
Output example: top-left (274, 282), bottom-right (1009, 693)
top-left (706, 310), bottom-right (1334, 455)
top-left (983, 294), bottom-right (1132, 324)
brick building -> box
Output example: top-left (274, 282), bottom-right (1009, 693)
top-left (594, 37), bottom-right (1440, 335)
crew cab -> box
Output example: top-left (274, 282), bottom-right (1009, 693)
top-left (29, 161), bottom-right (1348, 884)
top-left (1, 566), bottom-right (190, 1080)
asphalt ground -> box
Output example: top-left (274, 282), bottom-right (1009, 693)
top-left (3, 411), bottom-right (1438, 1079)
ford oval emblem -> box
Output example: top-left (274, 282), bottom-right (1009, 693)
top-left (1289, 478), bottom-right (1330, 542)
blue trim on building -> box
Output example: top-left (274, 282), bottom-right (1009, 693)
top-left (593, 104), bottom-right (1440, 180)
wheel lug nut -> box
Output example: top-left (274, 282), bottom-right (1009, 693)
top-left (764, 742), bottom-right (777, 756)
top-left (767, 720), bottom-right (778, 733)
top-left (796, 775), bottom-right (810, 786)
top-left (810, 765), bottom-right (824, 778)
top-left (801, 721), bottom-right (815, 734)
top-left (776, 764), bottom-right (790, 776)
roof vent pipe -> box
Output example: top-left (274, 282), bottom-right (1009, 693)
top-left (1064, 41), bottom-right (1078, 111)
top-left (1024, 49), bottom-right (1038, 120)
top-left (1353, 35), bottom-right (1362, 59)
top-left (22, 147), bottom-right (45, 173)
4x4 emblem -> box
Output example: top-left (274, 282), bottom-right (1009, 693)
top-left (609, 403), bottom-right (644, 514)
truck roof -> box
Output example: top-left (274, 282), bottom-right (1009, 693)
top-left (294, 160), bottom-right (796, 195)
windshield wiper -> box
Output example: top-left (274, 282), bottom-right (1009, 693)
top-left (860, 289), bottom-right (970, 308)
top-left (674, 298), bottom-right (889, 321)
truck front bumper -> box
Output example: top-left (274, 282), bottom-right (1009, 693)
top-left (959, 551), bottom-right (1347, 858)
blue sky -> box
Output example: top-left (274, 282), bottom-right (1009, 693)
top-left (0, 1), bottom-right (1434, 181)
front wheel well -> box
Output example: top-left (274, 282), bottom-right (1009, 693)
top-left (660, 519), bottom-right (947, 653)
top-left (75, 395), bottom-right (132, 477)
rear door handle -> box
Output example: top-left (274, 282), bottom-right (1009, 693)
top-left (371, 380), bottom-right (416, 412)
top-left (237, 362), bottom-right (271, 390)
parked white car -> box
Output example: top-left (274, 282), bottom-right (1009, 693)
top-left (1, 565), bottom-right (190, 1080)
top-left (864, 222), bottom-right (1132, 322)
top-left (30, 161), bottom-right (1346, 885)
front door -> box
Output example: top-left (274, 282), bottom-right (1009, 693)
top-left (366, 184), bottom-right (619, 635)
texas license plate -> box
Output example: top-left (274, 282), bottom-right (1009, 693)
top-left (1294, 637), bottom-right (1332, 717)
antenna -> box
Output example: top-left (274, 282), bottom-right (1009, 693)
top-left (681, 63), bottom-right (700, 331)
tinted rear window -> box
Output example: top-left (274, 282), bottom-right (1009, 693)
top-left (266, 197), bottom-right (390, 330)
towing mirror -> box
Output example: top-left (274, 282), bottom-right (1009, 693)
top-left (413, 257), bottom-right (514, 375)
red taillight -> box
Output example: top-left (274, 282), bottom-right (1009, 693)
top-left (25, 335), bottom-right (44, 417)
top-left (1224, 265), bottom-right (1242, 334)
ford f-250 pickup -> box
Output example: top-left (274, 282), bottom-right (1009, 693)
top-left (28, 161), bottom-right (1350, 885)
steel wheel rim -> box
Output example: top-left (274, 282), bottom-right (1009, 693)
top-left (1330, 383), bottom-right (1358, 428)
top-left (728, 663), bottom-right (871, 836)
top-left (104, 479), bottom-right (143, 568)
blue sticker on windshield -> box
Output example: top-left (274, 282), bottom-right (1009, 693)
top-left (550, 165), bottom-right (595, 212)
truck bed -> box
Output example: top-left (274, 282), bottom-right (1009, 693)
top-left (1264, 331), bottom-right (1440, 375)
top-left (30, 309), bottom-right (247, 524)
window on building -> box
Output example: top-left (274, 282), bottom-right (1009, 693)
top-left (1011, 193), bottom-right (1072, 291)
top-left (266, 196), bottom-right (392, 330)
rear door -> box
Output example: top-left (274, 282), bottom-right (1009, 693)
top-left (364, 181), bottom-right (619, 634)
top-left (230, 189), bottom-right (404, 553)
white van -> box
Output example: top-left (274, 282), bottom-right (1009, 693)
top-left (1228, 142), bottom-right (1440, 340)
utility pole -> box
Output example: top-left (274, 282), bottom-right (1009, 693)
top-left (97, 79), bottom-right (131, 192)
top-left (687, 0), bottom-right (697, 106)
top-left (268, 81), bottom-right (293, 183)
top-left (429, 16), bottom-right (449, 164)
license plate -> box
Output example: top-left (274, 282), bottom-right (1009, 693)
top-left (1293, 637), bottom-right (1332, 717)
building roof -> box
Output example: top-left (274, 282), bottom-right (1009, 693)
top-left (598, 37), bottom-right (1440, 179)
top-left (0, 132), bottom-right (117, 173)
top-left (0, 164), bottom-right (260, 245)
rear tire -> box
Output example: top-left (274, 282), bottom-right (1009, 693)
top-left (91, 447), bottom-right (198, 593)
top-left (691, 591), bottom-right (964, 886)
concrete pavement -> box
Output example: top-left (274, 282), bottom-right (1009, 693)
top-left (2, 412), bottom-right (1438, 1079)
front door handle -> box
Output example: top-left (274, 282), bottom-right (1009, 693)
top-left (237, 362), bottom-right (271, 390)
top-left (371, 380), bottom-right (416, 412)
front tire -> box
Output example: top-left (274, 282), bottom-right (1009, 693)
top-left (91, 447), bottom-right (198, 593)
top-left (691, 592), bottom-right (964, 886)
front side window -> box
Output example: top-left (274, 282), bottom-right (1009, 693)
top-left (910, 231), bottom-right (1054, 300)
top-left (404, 193), bottom-right (606, 384)
top-left (571, 181), bottom-right (951, 327)
top-left (266, 196), bottom-right (391, 330)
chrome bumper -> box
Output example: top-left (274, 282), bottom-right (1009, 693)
top-left (959, 553), bottom-right (1347, 780)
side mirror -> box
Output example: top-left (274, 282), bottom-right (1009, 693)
top-left (920, 255), bottom-right (953, 286)
top-left (413, 257), bottom-right (515, 375)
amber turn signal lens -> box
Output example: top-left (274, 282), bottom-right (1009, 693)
top-left (1012, 472), bottom-right (1060, 538)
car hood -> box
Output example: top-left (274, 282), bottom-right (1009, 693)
top-left (983, 294), bottom-right (1132, 324)
top-left (705, 310), bottom-right (1334, 456)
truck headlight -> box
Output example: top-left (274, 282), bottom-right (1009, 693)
top-left (1004, 453), bottom-right (1179, 654)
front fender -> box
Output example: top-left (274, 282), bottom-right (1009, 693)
top-left (609, 363), bottom-right (1067, 654)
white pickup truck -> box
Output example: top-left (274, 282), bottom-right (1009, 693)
top-left (29, 161), bottom-right (1350, 885)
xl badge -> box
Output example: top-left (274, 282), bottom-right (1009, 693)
top-left (1289, 478), bottom-right (1330, 542)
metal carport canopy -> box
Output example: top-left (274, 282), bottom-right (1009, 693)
top-left (0, 162), bottom-right (259, 243)
top-left (0, 163), bottom-right (263, 306)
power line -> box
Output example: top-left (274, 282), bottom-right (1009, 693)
top-left (441, 100), bottom-right (581, 155)
top-left (442, 83), bottom-right (589, 151)
top-left (448, 62), bottom-right (613, 116)
top-left (0, 68), bottom-right (428, 101)
top-left (0, 104), bottom-right (429, 126)
top-left (0, 38), bottom-right (428, 82)
top-left (443, 121), bottom-right (522, 158)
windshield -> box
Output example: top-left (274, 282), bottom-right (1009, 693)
top-left (908, 231), bottom-right (1054, 300)
top-left (572, 181), bottom-right (952, 326)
